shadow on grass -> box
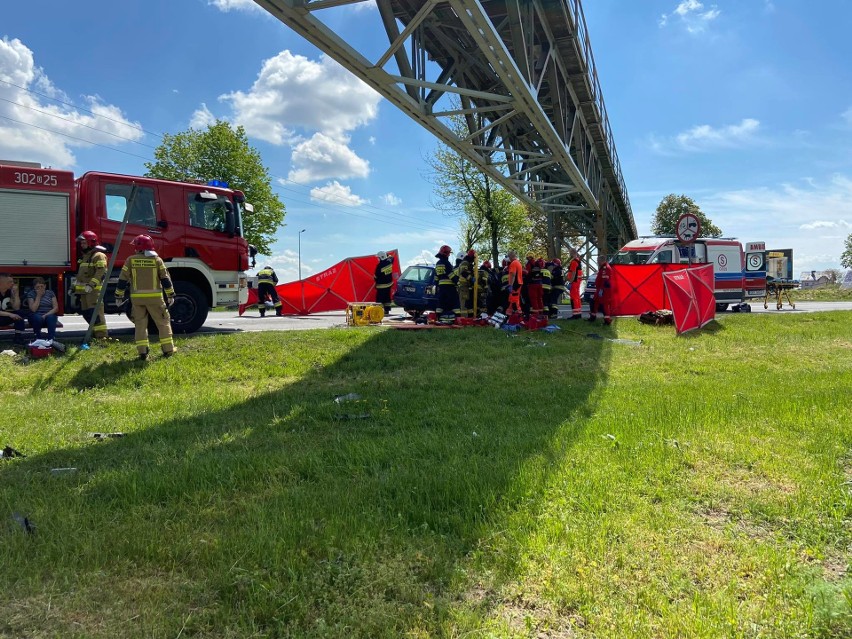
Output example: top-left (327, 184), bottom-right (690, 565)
top-left (1, 325), bottom-right (611, 637)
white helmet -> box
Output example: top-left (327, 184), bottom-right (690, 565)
top-left (376, 250), bottom-right (388, 260)
top-left (456, 251), bottom-right (465, 260)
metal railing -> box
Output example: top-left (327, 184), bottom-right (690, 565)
top-left (562, 0), bottom-right (633, 227)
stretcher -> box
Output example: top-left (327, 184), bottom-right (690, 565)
top-left (764, 280), bottom-right (797, 310)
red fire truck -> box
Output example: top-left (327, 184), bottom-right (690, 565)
top-left (0, 161), bottom-right (253, 333)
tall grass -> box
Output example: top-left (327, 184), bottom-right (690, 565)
top-left (1, 312), bottom-right (850, 638)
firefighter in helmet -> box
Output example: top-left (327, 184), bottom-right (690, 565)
top-left (256, 265), bottom-right (283, 317)
top-left (525, 255), bottom-right (545, 316)
top-left (434, 245), bottom-right (459, 323)
top-left (456, 249), bottom-right (476, 318)
top-left (114, 234), bottom-right (176, 360)
top-left (548, 258), bottom-right (565, 318)
top-left (75, 230), bottom-right (109, 339)
top-left (374, 250), bottom-right (395, 315)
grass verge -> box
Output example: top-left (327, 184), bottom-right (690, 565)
top-left (1, 312), bottom-right (850, 638)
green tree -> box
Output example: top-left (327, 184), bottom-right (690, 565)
top-left (145, 120), bottom-right (285, 254)
top-left (651, 194), bottom-right (722, 238)
top-left (841, 232), bottom-right (852, 269)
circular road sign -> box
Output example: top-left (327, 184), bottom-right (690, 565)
top-left (676, 213), bottom-right (701, 243)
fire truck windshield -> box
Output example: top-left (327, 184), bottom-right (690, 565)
top-left (611, 250), bottom-right (653, 265)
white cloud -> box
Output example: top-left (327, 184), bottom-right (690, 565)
top-left (221, 51), bottom-right (381, 144)
top-left (208, 0), bottom-right (262, 12)
top-left (368, 136), bottom-right (376, 145)
top-left (407, 249), bottom-right (440, 267)
top-left (0, 37), bottom-right (144, 167)
top-left (799, 220), bottom-right (852, 231)
top-left (381, 192), bottom-right (402, 206)
top-left (651, 118), bottom-right (760, 153)
top-left (287, 132), bottom-right (370, 183)
top-left (254, 249), bottom-right (314, 283)
top-left (189, 103), bottom-right (216, 129)
top-left (842, 107), bottom-right (852, 126)
top-left (697, 174), bottom-right (852, 272)
top-left (659, 1), bottom-right (720, 33)
top-left (309, 181), bottom-right (367, 207)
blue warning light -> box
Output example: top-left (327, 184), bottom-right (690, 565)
top-left (207, 179), bottom-right (229, 188)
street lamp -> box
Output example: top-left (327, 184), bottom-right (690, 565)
top-left (298, 229), bottom-right (306, 281)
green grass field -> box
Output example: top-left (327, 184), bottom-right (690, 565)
top-left (789, 284), bottom-right (852, 302)
top-left (1, 313), bottom-right (850, 638)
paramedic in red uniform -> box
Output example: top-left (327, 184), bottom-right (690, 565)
top-left (588, 256), bottom-right (613, 325)
top-left (567, 250), bottom-right (583, 320)
top-left (506, 251), bottom-right (524, 315)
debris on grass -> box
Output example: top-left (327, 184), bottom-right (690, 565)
top-left (334, 393), bottom-right (363, 404)
top-left (49, 467), bottom-right (78, 476)
top-left (1, 446), bottom-right (26, 459)
top-left (91, 432), bottom-right (126, 439)
top-left (11, 513), bottom-right (36, 535)
top-left (1, 349), bottom-right (16, 357)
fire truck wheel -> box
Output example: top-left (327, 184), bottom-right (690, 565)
top-left (170, 281), bottom-right (208, 334)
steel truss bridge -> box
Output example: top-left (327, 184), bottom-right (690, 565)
top-left (254, 0), bottom-right (637, 257)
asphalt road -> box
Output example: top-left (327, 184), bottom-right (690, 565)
top-left (2, 301), bottom-right (850, 344)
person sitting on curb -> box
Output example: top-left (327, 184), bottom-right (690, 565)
top-left (24, 277), bottom-right (61, 346)
top-left (0, 273), bottom-right (27, 344)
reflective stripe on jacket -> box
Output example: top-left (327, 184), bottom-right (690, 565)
top-left (117, 254), bottom-right (175, 299)
top-left (75, 249), bottom-right (107, 292)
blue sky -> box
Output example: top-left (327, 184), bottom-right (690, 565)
top-left (2, 0), bottom-right (850, 280)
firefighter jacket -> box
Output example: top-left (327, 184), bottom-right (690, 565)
top-left (567, 258), bottom-right (583, 284)
top-left (75, 248), bottom-right (107, 293)
top-left (115, 252), bottom-right (175, 301)
top-left (541, 266), bottom-right (552, 291)
top-left (374, 258), bottom-right (394, 289)
top-left (551, 264), bottom-right (565, 290)
top-left (500, 268), bottom-right (510, 291)
top-left (457, 259), bottom-right (473, 288)
top-left (435, 256), bottom-right (455, 286)
top-left (257, 267), bottom-right (279, 286)
top-left (527, 260), bottom-right (543, 284)
top-left (477, 267), bottom-right (491, 293)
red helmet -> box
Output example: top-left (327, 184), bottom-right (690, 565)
top-left (436, 245), bottom-right (452, 258)
top-left (466, 249), bottom-right (476, 258)
top-left (77, 230), bottom-right (99, 246)
top-left (131, 234), bottom-right (155, 251)
top-left (552, 258), bottom-right (562, 267)
top-left (536, 258), bottom-right (546, 267)
top-left (501, 258), bottom-right (509, 267)
top-left (482, 260), bottom-right (492, 269)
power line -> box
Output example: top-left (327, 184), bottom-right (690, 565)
top-left (0, 77), bottom-right (166, 139)
top-left (0, 114), bottom-right (153, 162)
top-left (0, 96), bottom-right (159, 149)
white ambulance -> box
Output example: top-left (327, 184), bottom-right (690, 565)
top-left (585, 237), bottom-right (767, 312)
